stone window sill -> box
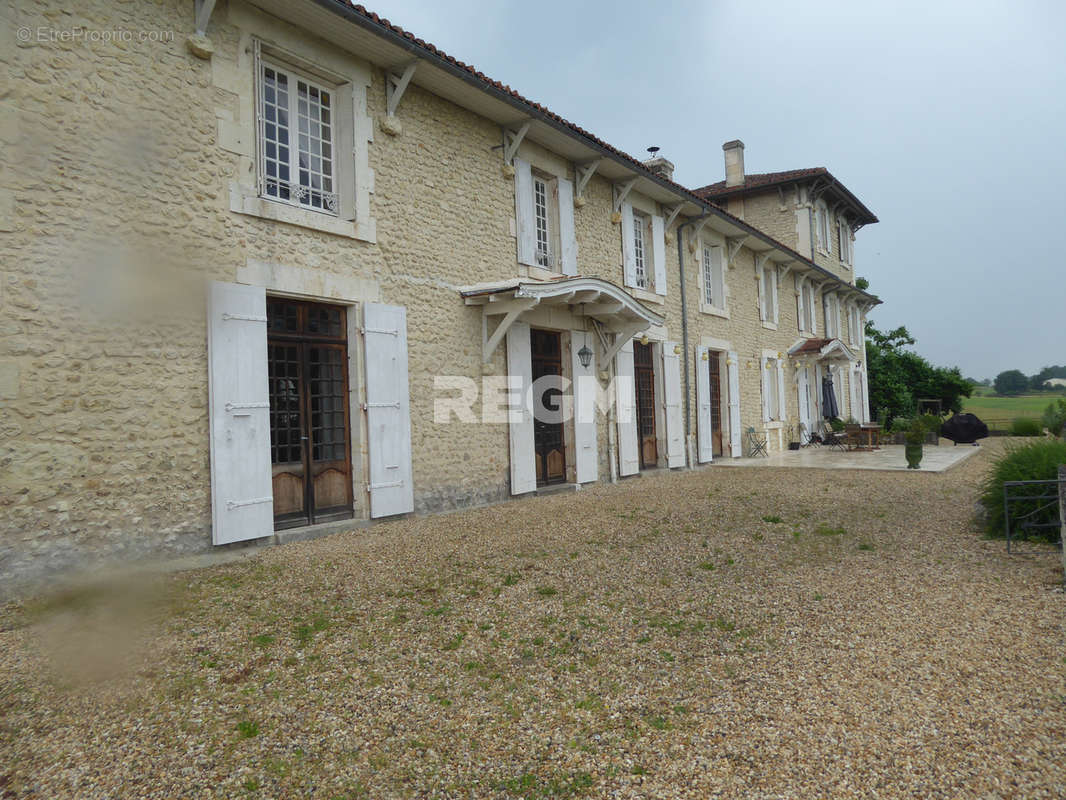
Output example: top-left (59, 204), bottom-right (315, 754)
top-left (627, 286), bottom-right (665, 305)
top-left (230, 187), bottom-right (376, 243)
top-left (699, 304), bottom-right (729, 319)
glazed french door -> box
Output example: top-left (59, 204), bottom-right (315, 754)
top-left (531, 329), bottom-right (566, 485)
top-left (634, 341), bottom-right (658, 469)
top-left (708, 351), bottom-right (724, 457)
top-left (267, 298), bottom-right (354, 529)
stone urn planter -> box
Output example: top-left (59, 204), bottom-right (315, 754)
top-left (905, 443), bottom-right (923, 469)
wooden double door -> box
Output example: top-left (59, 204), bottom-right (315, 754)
top-left (531, 329), bottom-right (566, 485)
top-left (707, 351), bottom-right (724, 457)
top-left (267, 298), bottom-right (354, 529)
top-left (634, 341), bottom-right (658, 468)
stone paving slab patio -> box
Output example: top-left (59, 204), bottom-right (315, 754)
top-left (716, 441), bottom-right (982, 472)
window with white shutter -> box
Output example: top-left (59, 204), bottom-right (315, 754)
top-left (615, 340), bottom-right (640, 476)
top-left (727, 351), bottom-right (742, 458)
top-left (701, 244), bottom-right (726, 312)
top-left (662, 343), bottom-right (684, 468)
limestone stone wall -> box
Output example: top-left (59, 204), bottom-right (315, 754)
top-left (738, 192), bottom-right (858, 284)
top-left (0, 0), bottom-right (872, 594)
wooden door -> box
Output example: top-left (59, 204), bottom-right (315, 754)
top-left (267, 299), bottom-right (353, 529)
top-left (530, 329), bottom-right (566, 485)
top-left (634, 341), bottom-right (658, 469)
top-left (708, 352), bottom-right (724, 457)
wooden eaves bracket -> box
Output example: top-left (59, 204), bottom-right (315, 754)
top-left (194, 0), bottom-right (217, 36)
top-left (386, 61), bottom-right (418, 117)
top-left (726, 236), bottom-right (749, 268)
top-left (502, 121), bottom-right (531, 165)
top-left (481, 298), bottom-right (538, 362)
top-left (663, 204), bottom-right (684, 231)
top-left (612, 178), bottom-right (638, 213)
top-left (575, 159), bottom-right (601, 198)
top-left (600, 321), bottom-right (648, 365)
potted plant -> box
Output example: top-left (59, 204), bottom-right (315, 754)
top-left (893, 414), bottom-right (939, 468)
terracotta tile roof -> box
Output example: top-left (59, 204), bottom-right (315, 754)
top-left (336, 2), bottom-right (707, 204)
top-left (693, 168), bottom-right (829, 197)
top-left (694, 168), bottom-right (878, 225)
top-left (322, 2), bottom-right (880, 305)
top-left (791, 338), bottom-right (835, 355)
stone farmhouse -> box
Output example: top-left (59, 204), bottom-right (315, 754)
top-left (0, 0), bottom-right (881, 592)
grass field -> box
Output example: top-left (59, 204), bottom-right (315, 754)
top-left (961, 392), bottom-right (1059, 420)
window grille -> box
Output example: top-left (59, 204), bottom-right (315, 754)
top-left (633, 215), bottom-right (648, 289)
top-left (533, 177), bottom-right (553, 267)
top-left (702, 245), bottom-right (715, 306)
top-left (260, 61), bottom-right (338, 214)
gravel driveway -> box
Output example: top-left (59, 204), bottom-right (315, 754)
top-left (2, 440), bottom-right (1063, 798)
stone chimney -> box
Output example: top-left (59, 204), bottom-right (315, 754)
top-left (643, 156), bottom-right (675, 182)
top-left (723, 139), bottom-right (745, 187)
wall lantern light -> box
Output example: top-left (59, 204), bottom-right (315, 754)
top-left (701, 350), bottom-right (709, 361)
top-left (640, 334), bottom-right (650, 346)
top-left (673, 344), bottom-right (682, 355)
top-left (578, 344), bottom-right (593, 369)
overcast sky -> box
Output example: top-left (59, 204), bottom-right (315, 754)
top-left (368, 0), bottom-right (1064, 380)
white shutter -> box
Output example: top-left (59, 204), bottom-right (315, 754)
top-left (795, 275), bottom-right (804, 331)
top-left (364, 303), bottom-right (414, 518)
top-left (771, 269), bottom-right (780, 325)
top-left (727, 351), bottom-right (742, 458)
top-left (506, 322), bottom-right (536, 494)
top-left (760, 359), bottom-right (771, 422)
top-left (797, 367), bottom-right (812, 440)
top-left (695, 346), bottom-right (713, 463)
top-left (207, 281), bottom-right (273, 546)
top-left (621, 202), bottom-right (636, 288)
top-left (514, 157), bottom-right (535, 267)
top-left (615, 339), bottom-right (640, 476)
top-left (776, 360), bottom-right (787, 422)
top-left (662, 342), bottom-right (684, 468)
top-left (651, 214), bottom-right (667, 296)
top-left (570, 331), bottom-right (597, 482)
top-left (558, 178), bottom-right (578, 276)
top-left (759, 268), bottom-right (768, 321)
top-left (712, 246), bottom-right (725, 309)
top-left (849, 368), bottom-right (860, 422)
top-left (860, 366), bottom-right (870, 423)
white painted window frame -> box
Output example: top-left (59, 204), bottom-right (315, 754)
top-left (699, 239), bottom-right (728, 317)
top-left (632, 210), bottom-right (650, 291)
top-left (258, 57), bottom-right (339, 216)
top-left (225, 22), bottom-right (374, 243)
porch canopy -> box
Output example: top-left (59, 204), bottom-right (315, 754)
top-left (788, 337), bottom-right (857, 365)
top-left (460, 276), bottom-right (664, 365)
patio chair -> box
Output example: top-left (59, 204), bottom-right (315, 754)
top-left (820, 420), bottom-right (847, 451)
top-left (746, 427), bottom-right (768, 458)
top-left (844, 423), bottom-right (863, 451)
top-left (798, 422), bottom-right (816, 447)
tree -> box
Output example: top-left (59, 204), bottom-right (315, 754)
top-left (864, 322), bottom-right (973, 425)
top-left (994, 370), bottom-right (1029, 396)
top-left (1029, 365), bottom-right (1066, 390)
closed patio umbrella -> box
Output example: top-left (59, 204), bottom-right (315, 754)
top-left (822, 375), bottom-right (840, 419)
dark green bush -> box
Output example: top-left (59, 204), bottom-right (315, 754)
top-left (1043, 399), bottom-right (1066, 437)
top-left (1010, 417), bottom-right (1043, 436)
top-left (980, 439), bottom-right (1066, 540)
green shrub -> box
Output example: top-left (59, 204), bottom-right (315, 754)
top-left (980, 439), bottom-right (1066, 540)
top-left (1010, 417), bottom-right (1043, 437)
top-left (1043, 399), bottom-right (1066, 437)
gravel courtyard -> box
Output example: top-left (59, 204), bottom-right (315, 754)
top-left (1, 441), bottom-right (1063, 798)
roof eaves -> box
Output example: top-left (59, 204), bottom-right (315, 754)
top-left (311, 1), bottom-right (880, 307)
